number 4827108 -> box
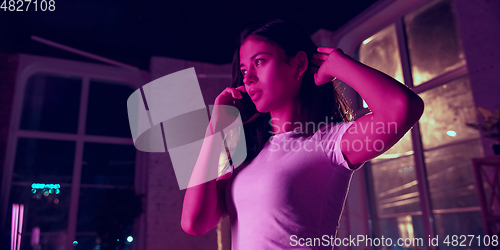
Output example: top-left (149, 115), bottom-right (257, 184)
top-left (1, 0), bottom-right (55, 11)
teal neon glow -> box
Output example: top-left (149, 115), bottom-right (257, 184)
top-left (31, 183), bottom-right (61, 189)
top-left (31, 183), bottom-right (61, 195)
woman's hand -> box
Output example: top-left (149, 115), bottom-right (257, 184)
top-left (214, 85), bottom-right (247, 106)
top-left (210, 86), bottom-right (248, 134)
top-left (311, 47), bottom-right (348, 86)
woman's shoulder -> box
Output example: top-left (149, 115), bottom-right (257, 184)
top-left (314, 121), bottom-right (354, 140)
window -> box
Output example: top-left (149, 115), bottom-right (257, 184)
top-left (404, 0), bottom-right (466, 86)
top-left (357, 0), bottom-right (484, 248)
top-left (1, 55), bottom-right (147, 250)
top-left (359, 24), bottom-right (404, 85)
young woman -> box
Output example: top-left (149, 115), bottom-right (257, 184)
top-left (181, 19), bottom-right (424, 249)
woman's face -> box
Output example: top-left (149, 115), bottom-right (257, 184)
top-left (239, 37), bottom-right (301, 113)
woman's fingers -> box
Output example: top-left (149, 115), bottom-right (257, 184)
top-left (317, 47), bottom-right (334, 54)
top-left (229, 86), bottom-right (248, 99)
top-left (236, 85), bottom-right (246, 93)
top-left (317, 47), bottom-right (344, 54)
top-left (313, 53), bottom-right (328, 60)
top-left (229, 88), bottom-right (243, 99)
top-left (313, 47), bottom-right (345, 85)
top-left (215, 87), bottom-right (243, 105)
top-left (215, 85), bottom-right (249, 105)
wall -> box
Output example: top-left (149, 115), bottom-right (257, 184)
top-left (146, 57), bottom-right (232, 250)
top-left (453, 0), bottom-right (500, 156)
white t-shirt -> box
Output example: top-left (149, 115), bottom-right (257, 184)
top-left (225, 122), bottom-right (359, 249)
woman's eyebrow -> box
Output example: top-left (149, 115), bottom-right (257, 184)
top-left (240, 52), bottom-right (270, 68)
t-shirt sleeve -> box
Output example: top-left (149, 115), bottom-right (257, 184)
top-left (320, 122), bottom-right (361, 171)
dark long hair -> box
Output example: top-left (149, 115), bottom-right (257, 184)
top-left (231, 19), bottom-right (353, 162)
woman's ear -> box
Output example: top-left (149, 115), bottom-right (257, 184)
top-left (295, 51), bottom-right (308, 77)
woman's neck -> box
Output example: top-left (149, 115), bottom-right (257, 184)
top-left (269, 100), bottom-right (303, 135)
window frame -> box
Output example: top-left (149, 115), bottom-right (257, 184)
top-left (326, 0), bottom-right (471, 243)
top-left (0, 54), bottom-right (150, 250)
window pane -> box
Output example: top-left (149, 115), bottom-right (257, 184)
top-left (425, 139), bottom-right (483, 211)
top-left (371, 156), bottom-right (421, 216)
top-left (76, 188), bottom-right (140, 249)
top-left (405, 0), bottom-right (466, 86)
top-left (372, 131), bottom-right (413, 163)
top-left (19, 232), bottom-right (68, 250)
top-left (379, 215), bottom-right (427, 250)
top-left (13, 138), bottom-right (75, 183)
top-left (74, 235), bottom-right (99, 250)
top-left (77, 188), bottom-right (139, 231)
top-left (9, 185), bottom-right (70, 232)
top-left (434, 212), bottom-right (485, 250)
top-left (419, 75), bottom-right (485, 242)
top-left (20, 73), bottom-right (82, 133)
top-left (81, 143), bottom-right (136, 185)
top-left (371, 155), bottom-right (425, 248)
top-left (419, 76), bottom-right (479, 150)
top-left (359, 24), bottom-right (404, 84)
top-left (86, 80), bottom-right (135, 137)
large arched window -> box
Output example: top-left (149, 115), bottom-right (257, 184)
top-left (1, 54), bottom-right (149, 250)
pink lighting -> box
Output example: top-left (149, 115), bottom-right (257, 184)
top-left (10, 205), bottom-right (17, 250)
top-left (11, 204), bottom-right (24, 250)
top-left (31, 227), bottom-right (40, 248)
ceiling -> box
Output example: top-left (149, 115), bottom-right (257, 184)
top-left (1, 0), bottom-right (378, 70)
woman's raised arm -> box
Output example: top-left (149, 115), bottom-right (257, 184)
top-left (313, 47), bottom-right (424, 169)
top-left (180, 86), bottom-right (246, 235)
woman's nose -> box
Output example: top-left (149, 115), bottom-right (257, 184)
top-left (243, 68), bottom-right (258, 86)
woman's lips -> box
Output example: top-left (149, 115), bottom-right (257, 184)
top-left (250, 91), bottom-right (262, 101)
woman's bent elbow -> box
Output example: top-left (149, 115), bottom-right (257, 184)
top-left (181, 219), bottom-right (203, 236)
top-left (181, 217), bottom-right (212, 236)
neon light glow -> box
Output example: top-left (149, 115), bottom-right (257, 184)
top-left (31, 183), bottom-right (61, 196)
top-left (31, 183), bottom-right (61, 189)
top-left (11, 204), bottom-right (24, 250)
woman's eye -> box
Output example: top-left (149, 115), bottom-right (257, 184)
top-left (255, 59), bottom-right (265, 65)
top-left (241, 69), bottom-right (247, 75)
